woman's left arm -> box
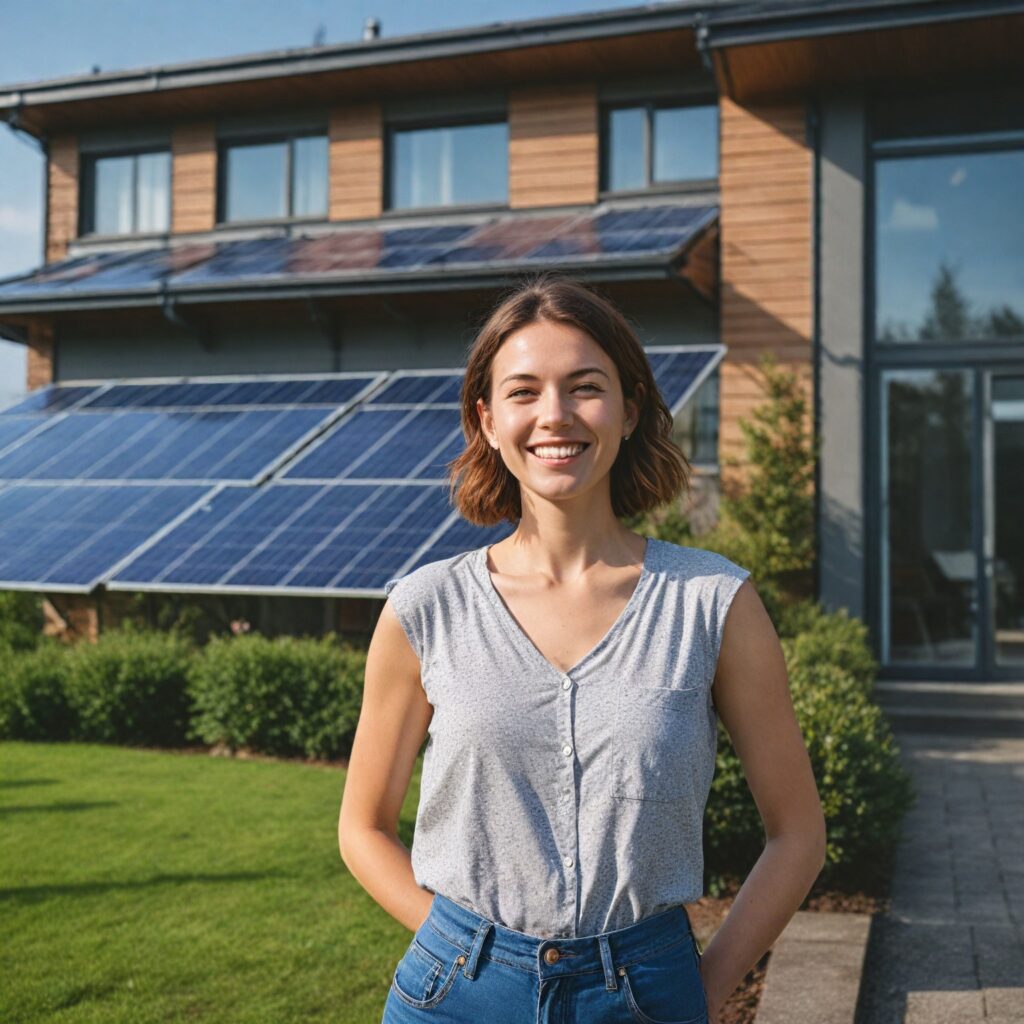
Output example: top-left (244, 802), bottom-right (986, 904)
top-left (698, 579), bottom-right (828, 1023)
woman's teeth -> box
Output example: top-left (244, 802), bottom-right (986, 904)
top-left (530, 444), bottom-right (587, 461)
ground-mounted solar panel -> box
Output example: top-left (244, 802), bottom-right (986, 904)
top-left (364, 371), bottom-right (464, 406)
top-left (645, 345), bottom-right (724, 414)
top-left (1, 384), bottom-right (101, 416)
top-left (109, 481), bottom-right (458, 595)
top-left (0, 483), bottom-right (212, 591)
top-left (280, 406), bottom-right (463, 482)
top-left (0, 373), bottom-right (385, 484)
top-left (398, 513), bottom-right (516, 575)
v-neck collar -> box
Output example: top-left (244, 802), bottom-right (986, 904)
top-left (471, 536), bottom-right (656, 680)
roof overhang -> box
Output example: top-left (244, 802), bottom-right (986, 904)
top-left (703, 0), bottom-right (1024, 99)
top-left (0, 2), bottom-right (709, 137)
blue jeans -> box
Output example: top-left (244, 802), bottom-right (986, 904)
top-left (382, 891), bottom-right (708, 1024)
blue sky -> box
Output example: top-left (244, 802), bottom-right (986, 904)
top-left (0, 0), bottom-right (648, 404)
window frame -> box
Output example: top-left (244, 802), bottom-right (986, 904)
top-left (599, 97), bottom-right (719, 197)
top-left (216, 129), bottom-right (329, 226)
top-left (383, 113), bottom-right (510, 216)
top-left (79, 146), bottom-right (172, 238)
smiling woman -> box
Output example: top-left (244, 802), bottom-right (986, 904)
top-left (338, 273), bottom-right (827, 1024)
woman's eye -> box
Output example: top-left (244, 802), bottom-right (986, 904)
top-left (507, 384), bottom-right (601, 398)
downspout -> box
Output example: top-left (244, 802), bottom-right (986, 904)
top-left (807, 98), bottom-right (823, 605)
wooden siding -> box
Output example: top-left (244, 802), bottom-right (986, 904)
top-left (329, 104), bottom-right (383, 220)
top-left (508, 85), bottom-right (598, 208)
top-left (46, 136), bottom-right (78, 262)
top-left (719, 97), bottom-right (813, 488)
top-left (26, 320), bottom-right (54, 391)
top-left (172, 122), bottom-right (217, 233)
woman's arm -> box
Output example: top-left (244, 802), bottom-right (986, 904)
top-left (700, 580), bottom-right (828, 1023)
top-left (337, 598), bottom-right (436, 933)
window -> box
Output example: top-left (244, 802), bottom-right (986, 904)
top-left (387, 120), bottom-right (508, 211)
top-left (603, 102), bottom-right (718, 192)
top-left (81, 150), bottom-right (170, 235)
top-left (219, 133), bottom-right (328, 223)
top-left (873, 143), bottom-right (1024, 346)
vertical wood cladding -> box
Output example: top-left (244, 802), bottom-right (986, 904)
top-left (329, 104), bottom-right (383, 220)
top-left (172, 123), bottom-right (217, 233)
top-left (719, 97), bottom-right (813, 488)
top-left (26, 320), bottom-right (55, 391)
top-left (509, 85), bottom-right (598, 208)
top-left (46, 136), bottom-right (78, 262)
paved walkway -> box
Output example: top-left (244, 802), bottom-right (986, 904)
top-left (856, 732), bottom-right (1024, 1024)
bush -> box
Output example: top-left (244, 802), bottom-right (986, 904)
top-left (0, 591), bottom-right (44, 652)
top-left (705, 656), bottom-right (914, 893)
top-left (187, 633), bottom-right (365, 760)
top-left (66, 627), bottom-right (195, 746)
top-left (777, 601), bottom-right (879, 692)
top-left (0, 641), bottom-right (75, 740)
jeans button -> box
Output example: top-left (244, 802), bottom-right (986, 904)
top-left (544, 947), bottom-right (561, 964)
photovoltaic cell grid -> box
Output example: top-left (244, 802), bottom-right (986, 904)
top-left (0, 374), bottom-right (380, 483)
top-left (0, 204), bottom-right (717, 302)
top-left (109, 482), bottom-right (455, 594)
top-left (0, 484), bottom-right (210, 590)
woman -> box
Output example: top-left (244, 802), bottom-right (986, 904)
top-left (339, 274), bottom-right (826, 1024)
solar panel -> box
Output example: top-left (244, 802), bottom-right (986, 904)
top-left (365, 371), bottom-right (464, 406)
top-left (109, 482), bottom-right (457, 595)
top-left (1, 384), bottom-right (101, 415)
top-left (0, 484), bottom-right (211, 591)
top-left (645, 346), bottom-right (723, 414)
top-left (0, 416), bottom-right (55, 460)
top-left (281, 407), bottom-right (463, 482)
top-left (0, 203), bottom-right (718, 306)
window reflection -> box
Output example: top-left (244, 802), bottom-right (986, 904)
top-left (874, 148), bottom-right (1024, 344)
top-left (390, 121), bottom-right (508, 209)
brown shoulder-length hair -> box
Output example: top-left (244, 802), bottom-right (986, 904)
top-left (447, 272), bottom-right (692, 525)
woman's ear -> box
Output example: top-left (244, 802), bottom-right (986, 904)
top-left (476, 397), bottom-right (499, 449)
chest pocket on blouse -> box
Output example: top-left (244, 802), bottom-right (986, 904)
top-left (612, 685), bottom-right (709, 803)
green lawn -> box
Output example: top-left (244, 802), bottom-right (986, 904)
top-left (1, 741), bottom-right (421, 1023)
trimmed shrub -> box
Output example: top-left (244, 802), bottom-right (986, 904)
top-left (777, 601), bottom-right (879, 692)
top-left (187, 633), bottom-right (365, 759)
top-left (0, 641), bottom-right (75, 740)
top-left (0, 591), bottom-right (44, 652)
top-left (705, 657), bottom-right (914, 893)
top-left (66, 627), bottom-right (195, 746)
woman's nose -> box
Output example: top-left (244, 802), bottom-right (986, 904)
top-left (537, 391), bottom-right (572, 427)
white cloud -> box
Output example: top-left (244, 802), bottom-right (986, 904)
top-left (886, 197), bottom-right (939, 232)
top-left (0, 203), bottom-right (40, 236)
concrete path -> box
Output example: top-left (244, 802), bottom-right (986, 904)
top-left (856, 732), bottom-right (1024, 1024)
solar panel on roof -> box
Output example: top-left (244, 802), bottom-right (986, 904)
top-left (365, 372), bottom-right (464, 406)
top-left (1, 384), bottom-right (100, 415)
top-left (0, 203), bottom-right (718, 307)
top-left (109, 482), bottom-right (456, 595)
top-left (645, 346), bottom-right (723, 414)
top-left (0, 484), bottom-right (211, 591)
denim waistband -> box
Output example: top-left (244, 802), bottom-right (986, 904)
top-left (420, 892), bottom-right (696, 990)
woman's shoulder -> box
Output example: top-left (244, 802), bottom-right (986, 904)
top-left (383, 546), bottom-right (480, 601)
top-left (647, 536), bottom-right (751, 586)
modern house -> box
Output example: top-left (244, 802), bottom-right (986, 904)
top-left (0, 0), bottom-right (1020, 681)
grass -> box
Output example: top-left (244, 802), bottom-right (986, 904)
top-left (1, 741), bottom-right (422, 1023)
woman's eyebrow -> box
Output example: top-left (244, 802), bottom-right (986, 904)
top-left (498, 367), bottom-right (610, 386)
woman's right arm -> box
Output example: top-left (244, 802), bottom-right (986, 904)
top-left (337, 597), bottom-right (435, 932)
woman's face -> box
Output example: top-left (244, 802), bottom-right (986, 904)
top-left (476, 318), bottom-right (640, 508)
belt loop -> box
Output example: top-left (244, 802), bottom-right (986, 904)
top-left (462, 918), bottom-right (493, 980)
top-left (598, 934), bottom-right (618, 991)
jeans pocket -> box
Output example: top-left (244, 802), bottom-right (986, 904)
top-left (618, 936), bottom-right (708, 1024)
top-left (390, 936), bottom-right (463, 1011)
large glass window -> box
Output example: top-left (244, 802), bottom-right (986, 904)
top-left (874, 145), bottom-right (1024, 344)
top-left (604, 102), bottom-right (718, 192)
top-left (83, 150), bottom-right (170, 235)
top-left (220, 133), bottom-right (328, 223)
top-left (388, 120), bottom-right (508, 210)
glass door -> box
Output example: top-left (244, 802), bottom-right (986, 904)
top-left (990, 373), bottom-right (1024, 670)
top-left (880, 368), bottom-right (977, 669)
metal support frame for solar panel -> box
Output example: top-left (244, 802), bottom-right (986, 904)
top-left (642, 344), bottom-right (726, 415)
top-left (0, 371), bottom-right (390, 486)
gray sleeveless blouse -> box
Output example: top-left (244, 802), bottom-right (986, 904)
top-left (383, 536), bottom-right (750, 938)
